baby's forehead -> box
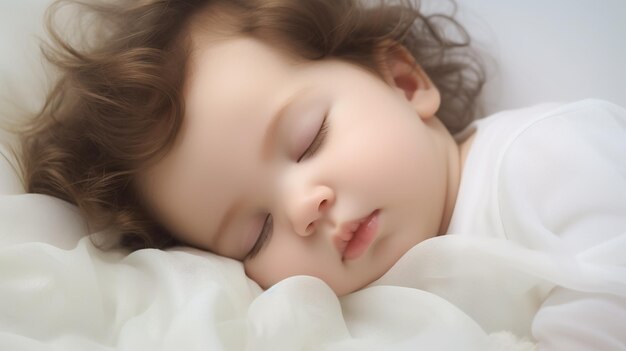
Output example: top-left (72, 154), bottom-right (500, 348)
top-left (183, 2), bottom-right (310, 71)
top-left (183, 37), bottom-right (300, 111)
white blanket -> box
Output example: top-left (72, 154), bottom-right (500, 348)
top-left (0, 236), bottom-right (535, 351)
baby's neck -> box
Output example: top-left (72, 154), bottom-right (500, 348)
top-left (438, 124), bottom-right (476, 235)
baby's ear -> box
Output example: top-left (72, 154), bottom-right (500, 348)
top-left (375, 42), bottom-right (441, 119)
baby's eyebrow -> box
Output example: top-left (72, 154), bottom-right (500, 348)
top-left (261, 88), bottom-right (310, 161)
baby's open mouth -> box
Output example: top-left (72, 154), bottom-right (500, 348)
top-left (334, 209), bottom-right (380, 261)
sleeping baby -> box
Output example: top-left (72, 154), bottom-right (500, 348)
top-left (15, 0), bottom-right (626, 349)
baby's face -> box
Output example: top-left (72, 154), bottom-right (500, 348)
top-left (141, 35), bottom-right (458, 295)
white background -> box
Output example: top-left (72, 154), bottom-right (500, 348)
top-left (1, 0), bottom-right (626, 117)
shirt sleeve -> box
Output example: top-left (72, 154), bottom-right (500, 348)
top-left (497, 99), bottom-right (626, 350)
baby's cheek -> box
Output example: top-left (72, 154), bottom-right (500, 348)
top-left (243, 262), bottom-right (271, 290)
top-left (243, 247), bottom-right (309, 289)
top-left (243, 248), bottom-right (339, 292)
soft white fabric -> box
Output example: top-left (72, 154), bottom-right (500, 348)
top-left (0, 237), bottom-right (534, 351)
top-left (379, 99), bottom-right (626, 350)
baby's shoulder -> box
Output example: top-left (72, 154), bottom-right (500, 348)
top-left (471, 99), bottom-right (626, 178)
top-left (495, 99), bottom-right (626, 174)
top-left (493, 99), bottom-right (626, 251)
top-left (448, 99), bottom-right (626, 245)
top-left (477, 99), bottom-right (625, 142)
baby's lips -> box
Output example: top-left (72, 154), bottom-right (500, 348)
top-left (343, 210), bottom-right (380, 261)
top-left (332, 210), bottom-right (378, 257)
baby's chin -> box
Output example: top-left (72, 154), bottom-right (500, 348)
top-left (255, 274), bottom-right (373, 297)
top-left (251, 257), bottom-right (398, 297)
top-left (332, 283), bottom-right (364, 297)
top-left (330, 252), bottom-right (410, 296)
top-left (326, 274), bottom-right (381, 297)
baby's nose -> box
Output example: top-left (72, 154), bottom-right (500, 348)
top-left (289, 185), bottom-right (334, 237)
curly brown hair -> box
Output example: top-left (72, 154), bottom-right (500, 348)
top-left (18, 0), bottom-right (485, 251)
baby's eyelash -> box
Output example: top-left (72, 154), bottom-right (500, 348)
top-left (246, 214), bottom-right (273, 259)
top-left (297, 116), bottom-right (329, 162)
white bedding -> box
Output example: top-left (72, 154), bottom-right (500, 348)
top-left (2, 0), bottom-right (626, 350)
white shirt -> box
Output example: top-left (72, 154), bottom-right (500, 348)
top-left (447, 99), bottom-right (626, 350)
